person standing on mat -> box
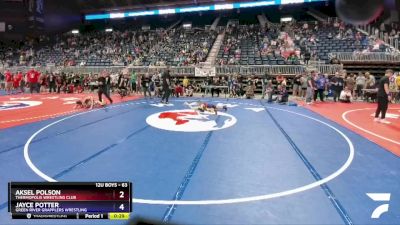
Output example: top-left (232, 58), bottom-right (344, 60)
top-left (305, 71), bottom-right (316, 104)
top-left (48, 73), bottom-right (56, 93)
top-left (330, 72), bottom-right (344, 102)
top-left (161, 67), bottom-right (171, 104)
top-left (98, 73), bottom-right (113, 104)
top-left (374, 69), bottom-right (393, 124)
top-left (314, 73), bottom-right (327, 102)
top-left (27, 68), bottom-right (40, 94)
top-left (141, 73), bottom-right (152, 98)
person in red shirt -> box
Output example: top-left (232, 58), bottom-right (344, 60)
top-left (5, 70), bottom-right (13, 95)
top-left (13, 71), bottom-right (23, 93)
top-left (27, 68), bottom-right (40, 93)
top-left (18, 71), bottom-right (26, 93)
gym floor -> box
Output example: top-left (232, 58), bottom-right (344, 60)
top-left (0, 92), bottom-right (399, 225)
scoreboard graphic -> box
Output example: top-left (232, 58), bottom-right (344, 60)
top-left (8, 182), bottom-right (132, 220)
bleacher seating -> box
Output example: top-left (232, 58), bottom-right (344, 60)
top-left (0, 19), bottom-right (391, 68)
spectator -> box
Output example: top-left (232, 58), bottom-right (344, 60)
top-left (0, 71), bottom-right (4, 90)
top-left (27, 68), bottom-right (40, 93)
top-left (5, 70), bottom-right (13, 95)
top-left (245, 76), bottom-right (256, 99)
top-left (306, 72), bottom-right (316, 104)
top-left (185, 83), bottom-right (194, 97)
top-left (131, 71), bottom-right (137, 93)
top-left (330, 72), bottom-right (345, 102)
top-left (276, 85), bottom-right (289, 104)
top-left (48, 73), bottom-right (56, 93)
top-left (299, 73), bottom-right (308, 99)
top-left (304, 50), bottom-right (311, 65)
top-left (182, 76), bottom-right (189, 92)
top-left (339, 87), bottom-right (353, 103)
top-left (56, 74), bottom-right (63, 94)
top-left (314, 73), bottom-right (328, 102)
top-left (355, 72), bottom-right (366, 99)
top-left (345, 73), bottom-right (355, 95)
top-left (395, 72), bottom-right (400, 102)
top-left (141, 73), bottom-right (152, 98)
top-left (14, 71), bottom-right (24, 93)
top-left (211, 77), bottom-right (221, 98)
top-left (365, 72), bottom-right (376, 89)
top-left (330, 55), bottom-right (341, 64)
top-left (292, 74), bottom-right (302, 97)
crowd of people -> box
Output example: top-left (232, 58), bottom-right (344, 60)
top-left (1, 17), bottom-right (395, 69)
top-left (1, 68), bottom-right (399, 105)
top-left (289, 69), bottom-right (400, 104)
top-left (0, 27), bottom-right (217, 68)
top-left (216, 18), bottom-right (392, 66)
top-left (218, 24), bottom-right (301, 65)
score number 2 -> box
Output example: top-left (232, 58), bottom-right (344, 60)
top-left (118, 190), bottom-right (126, 211)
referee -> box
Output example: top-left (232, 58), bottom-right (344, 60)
top-left (161, 67), bottom-right (171, 104)
top-left (374, 69), bottom-right (393, 124)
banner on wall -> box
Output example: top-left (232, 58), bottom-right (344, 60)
top-left (195, 67), bottom-right (216, 77)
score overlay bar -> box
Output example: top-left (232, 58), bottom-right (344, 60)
top-left (8, 182), bottom-right (132, 220)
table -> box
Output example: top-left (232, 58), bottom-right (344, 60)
top-left (362, 89), bottom-right (399, 103)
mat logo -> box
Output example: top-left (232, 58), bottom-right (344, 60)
top-left (146, 110), bottom-right (237, 132)
top-left (366, 193), bottom-right (391, 219)
top-left (0, 101), bottom-right (42, 111)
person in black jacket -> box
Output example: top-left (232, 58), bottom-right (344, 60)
top-left (330, 72), bottom-right (344, 102)
top-left (48, 73), bottom-right (56, 93)
top-left (161, 68), bottom-right (171, 104)
top-left (304, 50), bottom-right (311, 65)
top-left (98, 73), bottom-right (113, 104)
top-left (141, 73), bottom-right (152, 98)
top-left (374, 69), bottom-right (393, 124)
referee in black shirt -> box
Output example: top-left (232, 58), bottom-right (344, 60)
top-left (98, 73), bottom-right (113, 104)
top-left (161, 68), bottom-right (171, 104)
top-left (374, 69), bottom-right (393, 124)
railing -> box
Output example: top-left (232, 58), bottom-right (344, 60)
top-left (357, 24), bottom-right (400, 52)
top-left (332, 52), bottom-right (400, 63)
top-left (215, 65), bottom-right (305, 75)
top-left (1, 64), bottom-right (344, 76)
top-left (62, 66), bottom-right (195, 75)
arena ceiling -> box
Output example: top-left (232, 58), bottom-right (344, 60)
top-left (77, 0), bottom-right (255, 13)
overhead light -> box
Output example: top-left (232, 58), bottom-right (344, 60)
top-left (214, 4), bottom-right (234, 10)
top-left (105, 28), bottom-right (113, 32)
top-left (128, 11), bottom-right (155, 17)
top-left (239, 1), bottom-right (275, 8)
top-left (110, 13), bottom-right (125, 18)
top-left (71, 29), bottom-right (79, 34)
top-left (84, 0), bottom-right (326, 21)
top-left (281, 0), bottom-right (304, 4)
top-left (281, 17), bottom-right (293, 22)
top-left (158, 8), bottom-right (176, 15)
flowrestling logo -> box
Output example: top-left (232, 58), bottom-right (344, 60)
top-left (0, 101), bottom-right (42, 111)
top-left (146, 109), bottom-right (237, 132)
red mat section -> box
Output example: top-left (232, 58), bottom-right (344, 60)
top-left (302, 101), bottom-right (400, 157)
top-left (0, 93), bottom-right (142, 129)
